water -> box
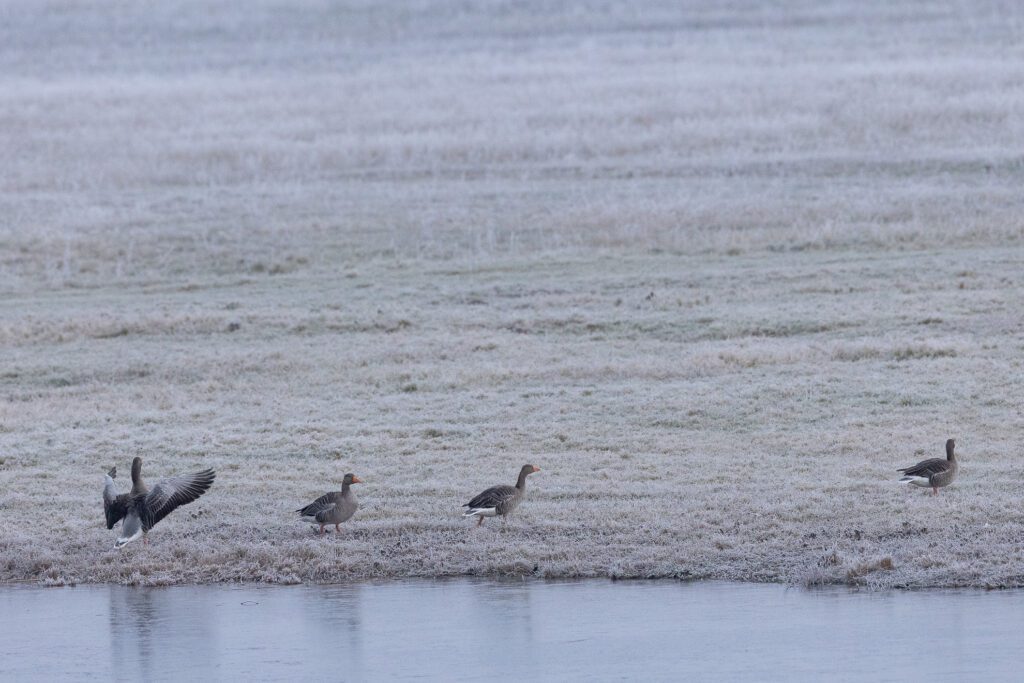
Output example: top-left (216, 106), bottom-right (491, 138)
top-left (2, 580), bottom-right (1022, 681)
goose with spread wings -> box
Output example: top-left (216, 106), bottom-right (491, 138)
top-left (103, 457), bottom-right (216, 548)
top-left (463, 464), bottom-right (540, 526)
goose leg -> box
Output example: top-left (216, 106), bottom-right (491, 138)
top-left (319, 524), bottom-right (326, 535)
top-left (143, 534), bottom-right (149, 546)
top-left (477, 516), bottom-right (484, 527)
top-left (932, 487), bottom-right (938, 496)
top-left (335, 524), bottom-right (341, 533)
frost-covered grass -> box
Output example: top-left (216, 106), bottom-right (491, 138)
top-left (3, 0), bottom-right (1024, 292)
top-left (1, 1), bottom-right (1024, 587)
top-left (2, 248), bottom-right (1023, 587)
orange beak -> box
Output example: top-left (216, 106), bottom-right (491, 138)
top-left (533, 466), bottom-right (541, 473)
top-left (352, 476), bottom-right (364, 484)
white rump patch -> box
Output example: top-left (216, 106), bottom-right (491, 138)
top-left (463, 507), bottom-right (498, 518)
top-left (115, 527), bottom-right (143, 548)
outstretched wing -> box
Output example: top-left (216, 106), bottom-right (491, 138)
top-left (139, 469), bottom-right (216, 531)
top-left (898, 457), bottom-right (950, 478)
top-left (297, 492), bottom-right (338, 517)
top-left (465, 484), bottom-right (517, 510)
top-left (103, 468), bottom-right (130, 530)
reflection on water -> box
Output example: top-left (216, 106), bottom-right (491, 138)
top-left (107, 584), bottom-right (223, 680)
top-left (2, 580), bottom-right (1024, 680)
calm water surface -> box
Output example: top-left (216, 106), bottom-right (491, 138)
top-left (2, 579), bottom-right (1022, 681)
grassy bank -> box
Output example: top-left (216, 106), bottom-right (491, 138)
top-left (1, 0), bottom-right (1022, 586)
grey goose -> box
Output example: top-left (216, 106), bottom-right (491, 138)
top-left (463, 464), bottom-right (540, 526)
top-left (103, 457), bottom-right (216, 547)
top-left (297, 472), bottom-right (362, 535)
top-left (898, 438), bottom-right (959, 495)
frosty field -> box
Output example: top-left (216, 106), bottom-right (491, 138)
top-left (1, 1), bottom-right (1023, 587)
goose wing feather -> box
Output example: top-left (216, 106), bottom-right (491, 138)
top-left (898, 457), bottom-right (950, 478)
top-left (465, 484), bottom-right (517, 510)
top-left (297, 492), bottom-right (339, 517)
top-left (103, 467), bottom-right (130, 530)
top-left (139, 469), bottom-right (216, 531)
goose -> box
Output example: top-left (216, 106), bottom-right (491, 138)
top-left (898, 438), bottom-right (958, 495)
top-left (102, 457), bottom-right (216, 548)
top-left (297, 473), bottom-right (362, 535)
top-left (463, 464), bottom-right (540, 526)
